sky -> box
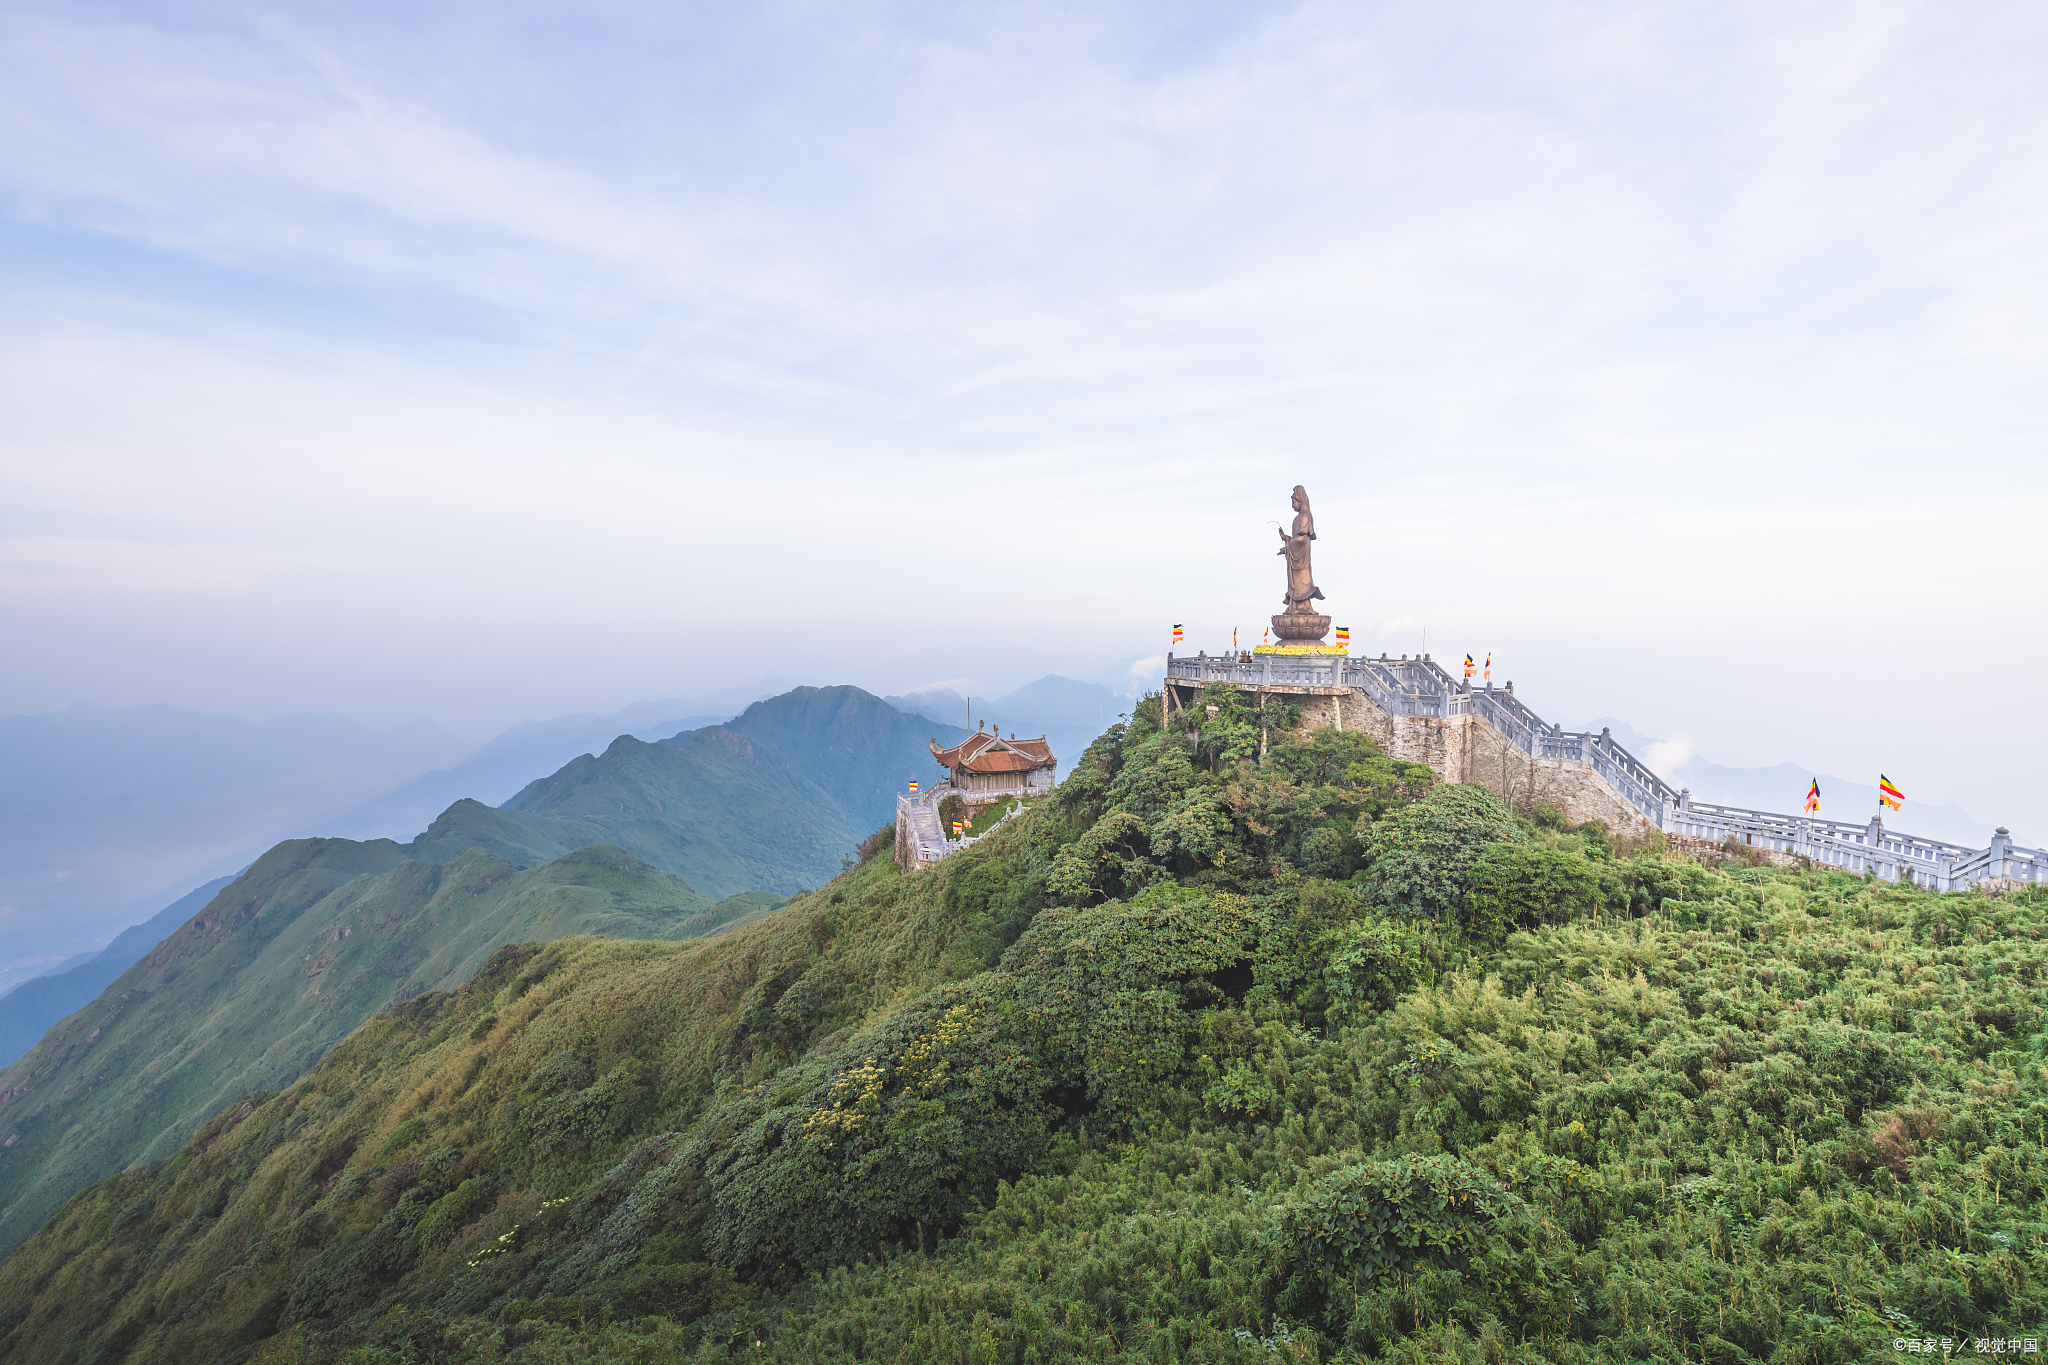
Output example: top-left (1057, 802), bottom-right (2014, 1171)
top-left (3, 1), bottom-right (2046, 834)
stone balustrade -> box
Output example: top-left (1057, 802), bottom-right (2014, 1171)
top-left (1165, 649), bottom-right (2044, 890)
top-left (894, 790), bottom-right (1033, 870)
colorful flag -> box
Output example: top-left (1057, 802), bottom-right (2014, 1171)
top-left (1233, 627), bottom-right (1238, 649)
top-left (1803, 779), bottom-right (1819, 813)
top-left (909, 780), bottom-right (919, 794)
top-left (1262, 626), bottom-right (1269, 644)
top-left (1335, 626), bottom-right (1350, 645)
top-left (1879, 775), bottom-right (1905, 811)
top-left (952, 821), bottom-right (965, 836)
top-left (1484, 652), bottom-right (1491, 681)
top-left (1463, 653), bottom-right (1476, 679)
top-left (1172, 624), bottom-right (1184, 645)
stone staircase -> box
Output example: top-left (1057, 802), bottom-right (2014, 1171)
top-left (908, 799), bottom-right (944, 855)
top-left (893, 792), bottom-right (1033, 872)
top-left (895, 792), bottom-right (948, 870)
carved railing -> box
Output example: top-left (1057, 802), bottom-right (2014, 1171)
top-left (1665, 799), bottom-right (2046, 890)
top-left (1163, 649), bottom-right (2045, 889)
top-left (1166, 650), bottom-right (1683, 827)
top-left (896, 791), bottom-right (1033, 867)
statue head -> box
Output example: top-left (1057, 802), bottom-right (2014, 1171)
top-left (1288, 485), bottom-right (1315, 539)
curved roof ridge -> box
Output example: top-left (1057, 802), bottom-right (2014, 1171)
top-left (930, 730), bottom-right (1055, 771)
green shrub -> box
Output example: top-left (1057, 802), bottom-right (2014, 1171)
top-left (529, 1052), bottom-right (592, 1095)
top-left (1357, 784), bottom-right (1523, 922)
top-left (1320, 916), bottom-right (1426, 1018)
top-left (1462, 842), bottom-right (1599, 940)
top-left (1276, 1154), bottom-right (1525, 1327)
top-left (378, 1114), bottom-right (430, 1157)
top-left (1202, 1062), bottom-right (1277, 1120)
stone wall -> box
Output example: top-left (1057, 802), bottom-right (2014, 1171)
top-left (1463, 724), bottom-right (1660, 839)
top-left (1277, 685), bottom-right (1657, 837)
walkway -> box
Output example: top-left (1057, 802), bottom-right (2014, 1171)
top-left (895, 791), bottom-right (1031, 871)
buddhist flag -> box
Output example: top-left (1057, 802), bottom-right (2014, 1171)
top-left (1262, 626), bottom-right (1269, 644)
top-left (1335, 626), bottom-right (1350, 645)
top-left (952, 820), bottom-right (965, 836)
top-left (1172, 624), bottom-right (1184, 644)
top-left (1803, 779), bottom-right (1819, 813)
top-left (908, 780), bottom-right (919, 794)
top-left (1484, 652), bottom-right (1492, 681)
top-left (1464, 653), bottom-right (1476, 679)
top-left (1233, 627), bottom-right (1238, 649)
top-left (1879, 775), bottom-right (1905, 811)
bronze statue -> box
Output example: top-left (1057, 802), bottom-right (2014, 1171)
top-left (1276, 484), bottom-right (1323, 612)
top-left (1265, 484), bottom-right (1331, 647)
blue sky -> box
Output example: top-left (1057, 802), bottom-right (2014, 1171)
top-left (3, 1), bottom-right (2046, 833)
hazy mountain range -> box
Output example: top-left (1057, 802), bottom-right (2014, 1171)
top-left (1577, 716), bottom-right (2027, 848)
top-left (0, 674), bottom-right (1130, 1083)
top-left (6, 674), bottom-right (2015, 1004)
top-left (0, 684), bottom-right (970, 1258)
top-left (886, 674), bottom-right (1130, 776)
top-left (0, 876), bottom-right (236, 1069)
top-left (0, 675), bottom-right (1128, 994)
top-left (0, 707), bottom-right (470, 987)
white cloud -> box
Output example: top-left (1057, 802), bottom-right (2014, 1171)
top-left (0, 0), bottom-right (2045, 833)
top-left (1645, 734), bottom-right (1698, 775)
top-left (903, 677), bottom-right (972, 696)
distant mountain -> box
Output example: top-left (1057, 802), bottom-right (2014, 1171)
top-left (886, 674), bottom-right (1129, 778)
top-left (505, 686), bottom-right (971, 897)
top-left (321, 702), bottom-right (729, 845)
top-left (0, 877), bottom-right (236, 1067)
top-left (0, 684), bottom-right (963, 1256)
top-left (0, 686), bottom-right (806, 996)
top-left (888, 689), bottom-right (971, 729)
top-left (307, 680), bottom-right (811, 848)
top-left (987, 675), bottom-right (1132, 767)
top-left (0, 705), bottom-right (469, 986)
top-left (1575, 717), bottom-right (2024, 847)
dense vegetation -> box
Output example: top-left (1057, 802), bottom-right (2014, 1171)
top-left (1, 684), bottom-right (2041, 1363)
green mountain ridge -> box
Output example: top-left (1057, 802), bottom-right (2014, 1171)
top-left (0, 876), bottom-right (238, 1068)
top-left (0, 685), bottom-right (964, 1261)
top-left (0, 704), bottom-right (471, 980)
top-left (0, 836), bottom-right (773, 1261)
top-left (499, 684), bottom-right (971, 899)
top-left (0, 687), bottom-right (2037, 1363)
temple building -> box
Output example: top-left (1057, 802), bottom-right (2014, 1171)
top-left (930, 726), bottom-right (1058, 798)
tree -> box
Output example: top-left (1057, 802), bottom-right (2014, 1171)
top-left (1356, 784), bottom-right (1522, 922)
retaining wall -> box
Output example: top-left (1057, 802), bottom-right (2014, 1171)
top-left (1192, 681), bottom-right (1657, 837)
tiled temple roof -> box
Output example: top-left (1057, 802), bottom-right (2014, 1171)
top-left (930, 729), bottom-right (1056, 773)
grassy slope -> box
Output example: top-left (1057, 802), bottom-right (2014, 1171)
top-left (0, 838), bottom-right (974, 1364)
top-left (2, 694), bottom-right (2043, 1364)
top-left (0, 684), bottom-right (950, 1260)
top-left (0, 838), bottom-right (773, 1261)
